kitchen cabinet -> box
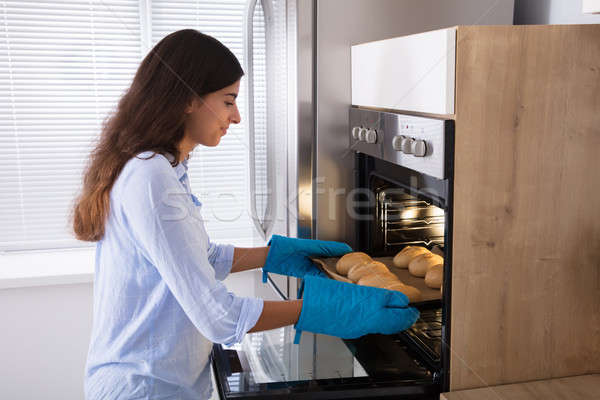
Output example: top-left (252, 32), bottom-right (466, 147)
top-left (351, 27), bottom-right (456, 115)
top-left (449, 25), bottom-right (600, 390)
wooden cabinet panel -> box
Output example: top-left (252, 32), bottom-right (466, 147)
top-left (450, 25), bottom-right (600, 390)
top-left (442, 374), bottom-right (600, 400)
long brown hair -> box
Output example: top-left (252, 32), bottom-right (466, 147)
top-left (71, 29), bottom-right (243, 241)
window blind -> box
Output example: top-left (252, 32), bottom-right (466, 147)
top-left (0, 0), bottom-right (141, 251)
top-left (1, 0), bottom-right (288, 252)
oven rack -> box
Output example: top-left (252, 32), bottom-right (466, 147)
top-left (381, 208), bottom-right (444, 228)
top-left (385, 218), bottom-right (445, 228)
top-left (396, 304), bottom-right (443, 373)
top-left (385, 238), bottom-right (445, 247)
top-left (376, 187), bottom-right (446, 250)
top-left (382, 200), bottom-right (436, 208)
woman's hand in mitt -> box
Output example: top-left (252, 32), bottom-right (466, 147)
top-left (293, 275), bottom-right (419, 343)
top-left (262, 235), bottom-right (352, 283)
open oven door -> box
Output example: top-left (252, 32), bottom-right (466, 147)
top-left (211, 323), bottom-right (440, 400)
top-left (211, 274), bottom-right (440, 400)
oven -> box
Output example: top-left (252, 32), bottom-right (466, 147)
top-left (211, 107), bottom-right (454, 399)
top-left (351, 107), bottom-right (455, 393)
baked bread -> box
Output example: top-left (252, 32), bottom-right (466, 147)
top-left (383, 281), bottom-right (422, 303)
top-left (347, 261), bottom-right (390, 283)
top-left (424, 264), bottom-right (443, 289)
top-left (408, 253), bottom-right (443, 277)
top-left (357, 271), bottom-right (399, 289)
top-left (335, 252), bottom-right (372, 276)
top-left (392, 246), bottom-right (430, 269)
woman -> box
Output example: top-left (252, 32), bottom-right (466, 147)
top-left (73, 30), bottom-right (418, 400)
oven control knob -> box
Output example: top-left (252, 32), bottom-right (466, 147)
top-left (413, 139), bottom-right (427, 157)
top-left (358, 128), bottom-right (368, 142)
top-left (365, 129), bottom-right (378, 144)
top-left (401, 137), bottom-right (414, 154)
top-left (392, 135), bottom-right (403, 151)
top-left (351, 126), bottom-right (361, 140)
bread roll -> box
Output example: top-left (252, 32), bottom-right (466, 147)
top-left (383, 281), bottom-right (422, 303)
top-left (357, 271), bottom-right (399, 289)
top-left (408, 253), bottom-right (443, 277)
top-left (335, 252), bottom-right (372, 276)
top-left (424, 264), bottom-right (443, 289)
top-left (347, 261), bottom-right (389, 282)
top-left (392, 246), bottom-right (430, 269)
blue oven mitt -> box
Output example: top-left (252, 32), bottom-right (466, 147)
top-left (262, 235), bottom-right (352, 284)
top-left (293, 275), bottom-right (419, 344)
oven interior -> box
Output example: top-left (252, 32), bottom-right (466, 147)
top-left (370, 176), bottom-right (445, 257)
top-left (378, 177), bottom-right (444, 367)
top-left (353, 160), bottom-right (451, 387)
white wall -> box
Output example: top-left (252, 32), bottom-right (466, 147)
top-left (514, 0), bottom-right (600, 24)
top-left (0, 271), bottom-right (259, 400)
top-left (0, 283), bottom-right (93, 400)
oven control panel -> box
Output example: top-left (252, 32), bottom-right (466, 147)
top-left (349, 107), bottom-right (451, 179)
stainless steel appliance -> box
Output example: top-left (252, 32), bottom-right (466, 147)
top-left (351, 107), bottom-right (455, 392)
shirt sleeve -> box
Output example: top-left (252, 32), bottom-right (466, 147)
top-left (189, 185), bottom-right (234, 280)
top-left (116, 161), bottom-right (263, 346)
top-left (207, 242), bottom-right (234, 281)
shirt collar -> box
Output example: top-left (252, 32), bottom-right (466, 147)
top-left (164, 152), bottom-right (189, 181)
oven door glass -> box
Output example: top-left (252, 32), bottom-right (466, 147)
top-left (212, 324), bottom-right (438, 399)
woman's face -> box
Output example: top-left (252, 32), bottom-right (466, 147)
top-left (183, 79), bottom-right (241, 147)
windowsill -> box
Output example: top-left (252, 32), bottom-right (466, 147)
top-left (0, 248), bottom-right (95, 290)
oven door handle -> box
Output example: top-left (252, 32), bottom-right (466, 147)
top-left (245, 0), bottom-right (276, 241)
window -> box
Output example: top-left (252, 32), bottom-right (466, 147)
top-left (1, 0), bottom-right (142, 251)
top-left (1, 0), bottom-right (290, 252)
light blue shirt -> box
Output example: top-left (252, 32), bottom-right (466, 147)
top-left (85, 151), bottom-right (264, 400)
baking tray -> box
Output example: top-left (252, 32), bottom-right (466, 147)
top-left (311, 256), bottom-right (442, 303)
